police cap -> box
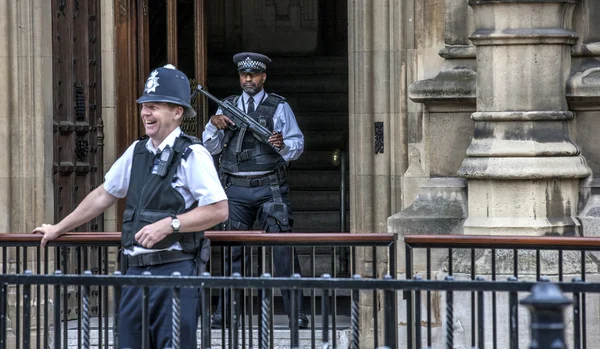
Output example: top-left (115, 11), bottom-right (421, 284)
top-left (137, 64), bottom-right (196, 117)
top-left (233, 52), bottom-right (271, 74)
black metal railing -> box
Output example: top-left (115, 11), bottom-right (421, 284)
top-left (0, 232), bottom-right (395, 349)
top-left (5, 233), bottom-right (600, 349)
top-left (0, 271), bottom-right (583, 349)
top-left (404, 234), bottom-right (600, 349)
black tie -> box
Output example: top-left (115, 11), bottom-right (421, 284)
top-left (247, 97), bottom-right (255, 113)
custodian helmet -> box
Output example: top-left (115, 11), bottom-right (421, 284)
top-left (137, 64), bottom-right (196, 117)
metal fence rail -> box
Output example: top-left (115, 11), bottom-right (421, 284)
top-left (404, 234), bottom-right (600, 349)
top-left (0, 272), bottom-right (582, 349)
top-left (0, 232), bottom-right (395, 349)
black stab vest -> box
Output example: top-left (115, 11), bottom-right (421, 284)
top-left (121, 133), bottom-right (204, 252)
top-left (220, 93), bottom-right (286, 173)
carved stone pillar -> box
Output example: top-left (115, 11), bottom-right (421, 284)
top-left (458, 0), bottom-right (590, 235)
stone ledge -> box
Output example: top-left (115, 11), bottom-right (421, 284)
top-left (408, 67), bottom-right (476, 104)
top-left (458, 156), bottom-right (591, 179)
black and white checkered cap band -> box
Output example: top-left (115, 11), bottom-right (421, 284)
top-left (237, 57), bottom-right (266, 71)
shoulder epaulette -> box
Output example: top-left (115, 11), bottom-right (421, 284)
top-left (268, 93), bottom-right (286, 103)
top-left (175, 133), bottom-right (203, 160)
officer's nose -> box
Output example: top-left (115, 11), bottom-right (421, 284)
top-left (141, 106), bottom-right (151, 117)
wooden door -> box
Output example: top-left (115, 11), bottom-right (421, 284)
top-left (52, 0), bottom-right (104, 317)
top-left (115, 0), bottom-right (208, 152)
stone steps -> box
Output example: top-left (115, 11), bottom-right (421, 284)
top-left (293, 211), bottom-right (349, 232)
top-left (288, 190), bottom-right (349, 211)
top-left (287, 170), bottom-right (347, 190)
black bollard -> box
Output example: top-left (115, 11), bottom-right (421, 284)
top-left (520, 282), bottom-right (571, 349)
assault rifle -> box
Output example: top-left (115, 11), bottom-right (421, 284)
top-left (193, 84), bottom-right (281, 152)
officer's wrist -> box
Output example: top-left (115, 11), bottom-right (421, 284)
top-left (169, 215), bottom-right (181, 234)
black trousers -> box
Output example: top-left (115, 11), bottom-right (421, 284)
top-left (119, 259), bottom-right (198, 349)
top-left (217, 182), bottom-right (304, 318)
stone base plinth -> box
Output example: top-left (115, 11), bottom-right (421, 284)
top-left (464, 179), bottom-right (581, 236)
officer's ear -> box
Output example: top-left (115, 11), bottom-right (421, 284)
top-left (172, 105), bottom-right (184, 121)
top-left (262, 73), bottom-right (267, 83)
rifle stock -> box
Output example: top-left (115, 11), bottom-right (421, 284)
top-left (194, 84), bottom-right (281, 152)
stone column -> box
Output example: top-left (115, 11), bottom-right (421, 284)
top-left (0, 0), bottom-right (54, 346)
top-left (0, 1), bottom-right (54, 233)
top-left (458, 0), bottom-right (591, 236)
top-left (348, 0), bottom-right (407, 235)
top-left (348, 0), bottom-right (409, 346)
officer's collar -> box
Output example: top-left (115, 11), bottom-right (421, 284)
top-left (145, 127), bottom-right (182, 154)
top-left (241, 90), bottom-right (266, 103)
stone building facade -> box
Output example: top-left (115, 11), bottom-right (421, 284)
top-left (2, 0), bottom-right (600, 347)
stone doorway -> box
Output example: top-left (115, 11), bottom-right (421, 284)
top-left (114, 0), bottom-right (349, 235)
top-left (205, 0), bottom-right (349, 234)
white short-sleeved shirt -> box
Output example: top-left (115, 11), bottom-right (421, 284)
top-left (104, 127), bottom-right (226, 255)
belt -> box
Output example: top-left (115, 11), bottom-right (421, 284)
top-left (127, 250), bottom-right (194, 267)
top-left (226, 173), bottom-right (285, 188)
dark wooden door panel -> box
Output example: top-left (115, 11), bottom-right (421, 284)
top-left (52, 0), bottom-right (104, 318)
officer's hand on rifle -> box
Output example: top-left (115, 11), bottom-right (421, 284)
top-left (210, 114), bottom-right (235, 130)
top-left (268, 131), bottom-right (284, 149)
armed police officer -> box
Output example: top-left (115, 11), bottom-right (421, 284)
top-left (202, 52), bottom-right (308, 329)
top-left (33, 65), bottom-right (228, 349)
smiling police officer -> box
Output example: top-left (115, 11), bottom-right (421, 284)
top-left (34, 64), bottom-right (228, 348)
top-left (202, 52), bottom-right (308, 329)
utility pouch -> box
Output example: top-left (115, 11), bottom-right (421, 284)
top-left (196, 237), bottom-right (211, 274)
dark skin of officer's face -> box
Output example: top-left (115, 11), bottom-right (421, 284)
top-left (239, 72), bottom-right (266, 96)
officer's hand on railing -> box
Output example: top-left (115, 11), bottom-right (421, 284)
top-left (32, 224), bottom-right (65, 247)
top-left (210, 114), bottom-right (235, 130)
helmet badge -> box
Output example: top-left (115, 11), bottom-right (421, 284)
top-left (144, 70), bottom-right (160, 94)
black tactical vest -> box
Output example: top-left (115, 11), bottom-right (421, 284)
top-left (220, 93), bottom-right (286, 173)
top-left (121, 133), bottom-right (204, 252)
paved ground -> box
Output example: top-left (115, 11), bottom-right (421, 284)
top-left (59, 314), bottom-right (352, 349)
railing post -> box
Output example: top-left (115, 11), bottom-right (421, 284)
top-left (200, 272), bottom-right (211, 349)
top-left (321, 274), bottom-right (331, 348)
top-left (290, 274), bottom-right (301, 349)
top-left (23, 270), bottom-right (32, 349)
top-left (507, 276), bottom-right (519, 349)
top-left (520, 281), bottom-right (571, 349)
top-left (0, 278), bottom-right (5, 349)
top-left (82, 271), bottom-right (92, 349)
top-left (571, 277), bottom-right (583, 349)
top-left (141, 271), bottom-right (152, 349)
top-left (232, 272), bottom-right (241, 349)
top-left (113, 271), bottom-right (122, 349)
top-left (259, 273), bottom-right (271, 349)
top-left (413, 275), bottom-right (422, 349)
top-left (171, 271), bottom-right (181, 349)
top-left (351, 274), bottom-right (361, 349)
top-left (445, 276), bottom-right (454, 349)
top-left (53, 270), bottom-right (62, 349)
top-left (383, 275), bottom-right (396, 348)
